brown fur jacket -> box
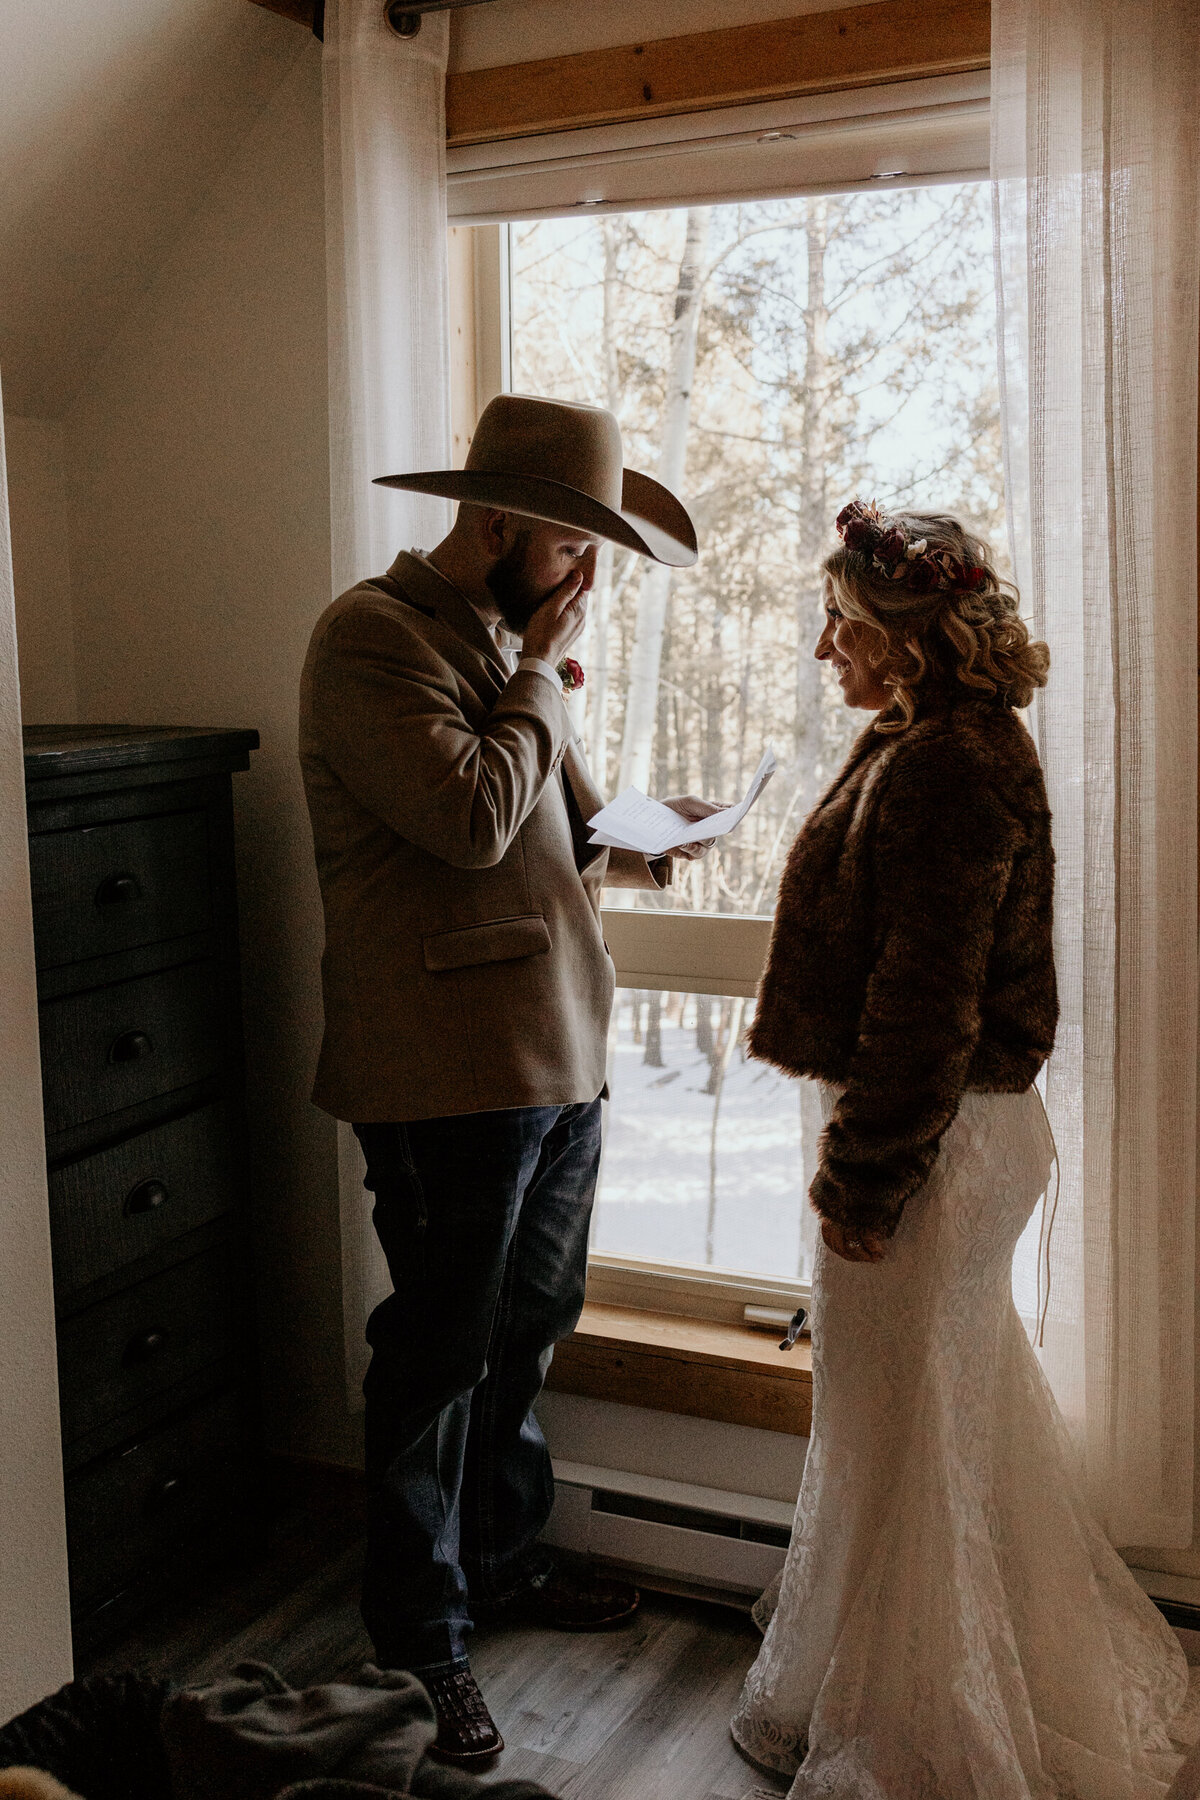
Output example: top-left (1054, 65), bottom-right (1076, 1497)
top-left (748, 696), bottom-right (1058, 1240)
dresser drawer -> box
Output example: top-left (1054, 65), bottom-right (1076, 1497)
top-left (66, 1388), bottom-right (248, 1614)
top-left (50, 1103), bottom-right (237, 1300)
top-left (29, 810), bottom-right (211, 970)
top-left (40, 960), bottom-right (222, 1136)
top-left (57, 1245), bottom-right (236, 1446)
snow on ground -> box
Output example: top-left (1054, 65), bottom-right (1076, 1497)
top-left (592, 996), bottom-right (1047, 1323)
top-left (591, 995), bottom-right (815, 1283)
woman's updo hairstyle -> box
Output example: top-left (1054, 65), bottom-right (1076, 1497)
top-left (823, 500), bottom-right (1049, 733)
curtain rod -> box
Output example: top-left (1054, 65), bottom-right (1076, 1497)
top-left (304, 0), bottom-right (500, 43)
top-left (382, 0), bottom-right (501, 40)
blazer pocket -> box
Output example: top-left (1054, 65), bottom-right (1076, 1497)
top-left (423, 913), bottom-right (552, 973)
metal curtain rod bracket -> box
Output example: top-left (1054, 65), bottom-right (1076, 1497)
top-left (384, 0), bottom-right (501, 38)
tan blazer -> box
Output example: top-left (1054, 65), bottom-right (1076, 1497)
top-left (299, 550), bottom-right (667, 1123)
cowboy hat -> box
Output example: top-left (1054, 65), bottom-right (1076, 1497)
top-left (374, 393), bottom-right (698, 568)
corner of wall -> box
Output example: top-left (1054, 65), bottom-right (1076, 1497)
top-left (0, 397), bottom-right (73, 1715)
top-left (3, 412), bottom-right (79, 726)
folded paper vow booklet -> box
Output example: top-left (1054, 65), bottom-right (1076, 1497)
top-left (587, 746), bottom-right (777, 856)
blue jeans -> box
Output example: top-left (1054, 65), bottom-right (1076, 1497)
top-left (353, 1099), bottom-right (602, 1671)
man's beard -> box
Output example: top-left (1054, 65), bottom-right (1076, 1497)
top-left (485, 529), bottom-right (552, 633)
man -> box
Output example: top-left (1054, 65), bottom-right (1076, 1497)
top-left (299, 395), bottom-right (714, 1765)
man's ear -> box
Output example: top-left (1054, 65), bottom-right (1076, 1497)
top-left (480, 509), bottom-right (510, 560)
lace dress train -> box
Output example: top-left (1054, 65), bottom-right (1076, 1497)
top-left (731, 1089), bottom-right (1198, 1800)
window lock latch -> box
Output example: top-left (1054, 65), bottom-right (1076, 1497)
top-left (744, 1303), bottom-right (809, 1351)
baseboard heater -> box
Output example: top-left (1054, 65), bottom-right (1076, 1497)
top-left (545, 1459), bottom-right (794, 1599)
top-left (546, 1467), bottom-right (1200, 1632)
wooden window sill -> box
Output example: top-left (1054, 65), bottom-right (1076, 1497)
top-left (545, 1303), bottom-right (813, 1436)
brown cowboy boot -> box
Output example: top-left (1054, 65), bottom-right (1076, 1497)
top-left (506, 1560), bottom-right (641, 1631)
top-left (420, 1665), bottom-right (503, 1766)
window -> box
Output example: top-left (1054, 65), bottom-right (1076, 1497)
top-left (450, 170), bottom-right (1004, 1308)
top-left (598, 989), bottom-right (817, 1278)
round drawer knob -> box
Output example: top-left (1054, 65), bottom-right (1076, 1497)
top-left (95, 872), bottom-right (141, 906)
top-left (109, 1029), bottom-right (153, 1064)
top-left (124, 1326), bottom-right (169, 1365)
top-left (124, 1179), bottom-right (168, 1216)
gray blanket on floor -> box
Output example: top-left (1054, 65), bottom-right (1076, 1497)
top-left (160, 1664), bottom-right (552, 1800)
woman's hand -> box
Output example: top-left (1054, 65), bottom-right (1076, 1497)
top-left (662, 795), bottom-right (724, 860)
top-left (822, 1219), bottom-right (888, 1263)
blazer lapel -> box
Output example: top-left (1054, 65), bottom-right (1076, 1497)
top-left (563, 737), bottom-right (604, 824)
top-left (562, 738), bottom-right (607, 874)
top-left (385, 551), bottom-right (510, 700)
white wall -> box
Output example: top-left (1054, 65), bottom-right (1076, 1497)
top-left (63, 41), bottom-right (356, 1466)
top-left (0, 0), bottom-right (304, 417)
top-left (5, 415), bottom-right (76, 724)
top-left (539, 1391), bottom-right (806, 1501)
top-left (0, 398), bottom-right (73, 1715)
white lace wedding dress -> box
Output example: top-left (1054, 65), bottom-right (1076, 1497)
top-left (731, 1087), bottom-right (1199, 1800)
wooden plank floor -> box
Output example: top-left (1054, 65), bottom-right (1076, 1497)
top-left (78, 1471), bottom-right (786, 1800)
top-left (471, 1598), bottom-right (783, 1800)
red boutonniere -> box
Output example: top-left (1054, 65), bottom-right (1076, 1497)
top-left (557, 657), bottom-right (585, 693)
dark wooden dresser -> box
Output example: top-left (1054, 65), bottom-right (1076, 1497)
top-left (23, 724), bottom-right (261, 1641)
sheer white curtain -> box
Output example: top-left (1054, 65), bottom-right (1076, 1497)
top-left (992, 0), bottom-right (1200, 1546)
top-left (322, 0), bottom-right (453, 1399)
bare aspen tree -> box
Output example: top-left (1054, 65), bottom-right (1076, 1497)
top-left (581, 217), bottom-right (623, 785)
top-left (793, 200), bottom-right (834, 1224)
top-left (618, 206), bottom-right (711, 794)
top-left (794, 199), bottom-right (830, 790)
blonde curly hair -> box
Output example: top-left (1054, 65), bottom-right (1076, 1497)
top-left (823, 508), bottom-right (1049, 734)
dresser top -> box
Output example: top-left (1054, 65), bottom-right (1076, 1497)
top-left (23, 724), bottom-right (260, 782)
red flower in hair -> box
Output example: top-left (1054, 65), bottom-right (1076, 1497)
top-left (836, 499), bottom-right (888, 554)
top-left (835, 497), bottom-right (989, 596)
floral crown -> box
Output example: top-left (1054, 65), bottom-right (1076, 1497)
top-left (834, 500), bottom-right (986, 596)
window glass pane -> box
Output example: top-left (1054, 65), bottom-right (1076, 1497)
top-left (509, 184), bottom-right (1005, 918)
top-left (593, 989), bottom-right (822, 1283)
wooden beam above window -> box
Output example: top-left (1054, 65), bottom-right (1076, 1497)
top-left (445, 0), bottom-right (991, 147)
top-left (248, 1), bottom-right (992, 146)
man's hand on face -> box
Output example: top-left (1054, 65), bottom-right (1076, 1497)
top-left (661, 795), bottom-right (723, 861)
top-left (521, 562), bottom-right (592, 666)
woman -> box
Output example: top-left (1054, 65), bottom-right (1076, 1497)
top-left (731, 502), bottom-right (1197, 1799)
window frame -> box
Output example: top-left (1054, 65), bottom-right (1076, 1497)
top-left (445, 70), bottom-right (990, 225)
top-left (447, 85), bottom-right (992, 1312)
